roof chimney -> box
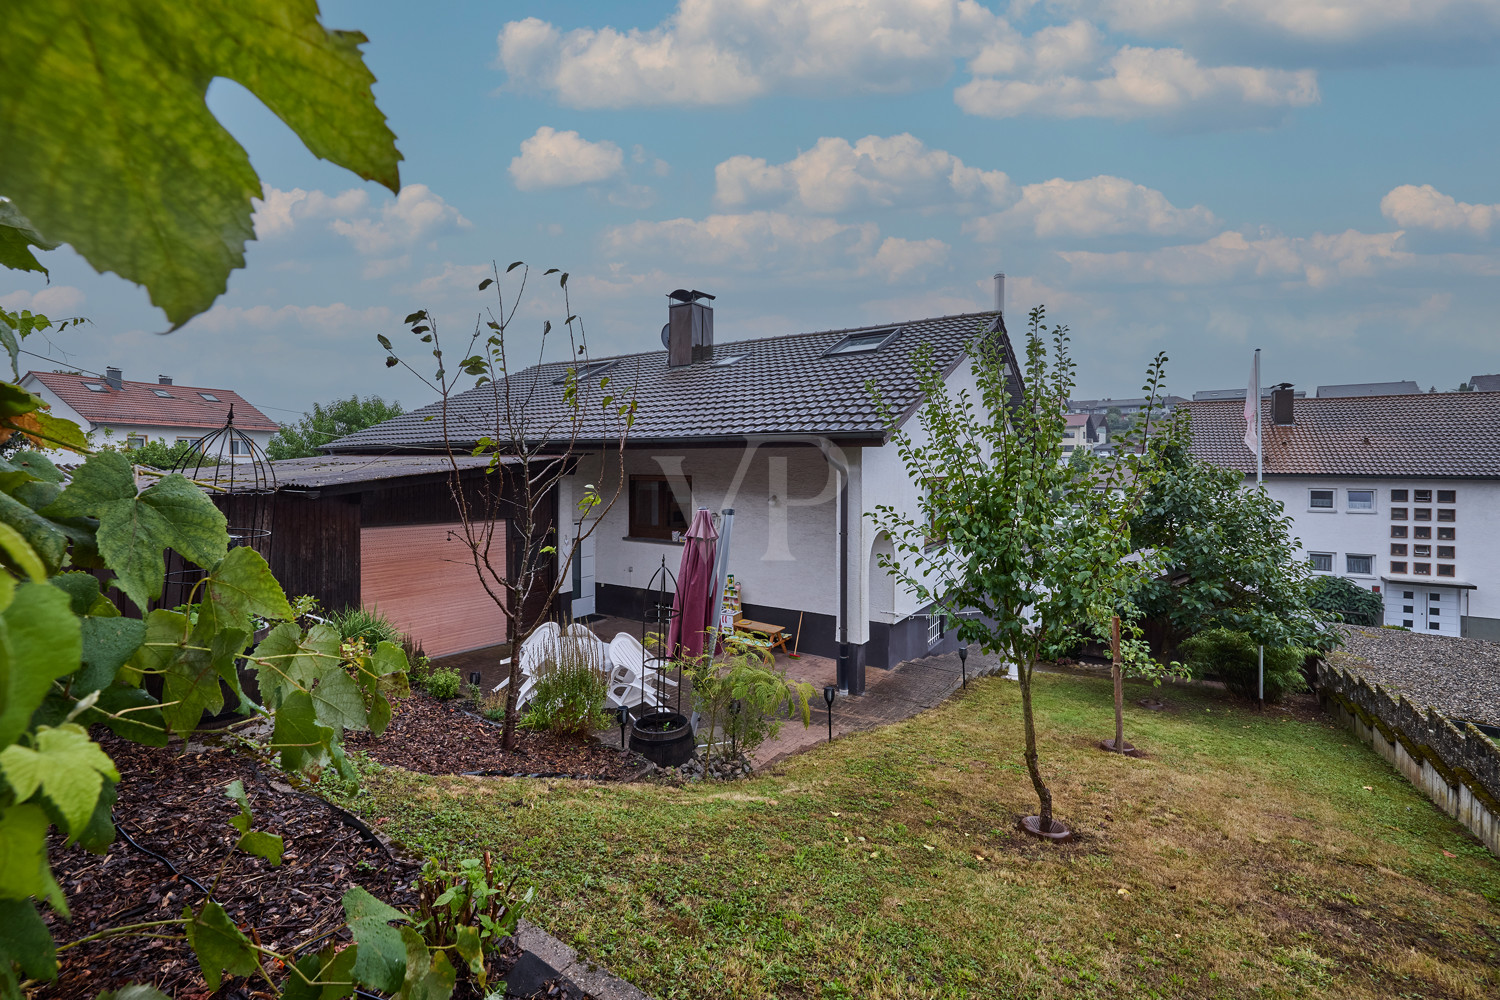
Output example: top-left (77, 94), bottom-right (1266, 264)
top-left (158, 375), bottom-right (173, 385)
top-left (1271, 383), bottom-right (1295, 425)
top-left (105, 367), bottom-right (123, 391)
top-left (665, 289), bottom-right (715, 368)
top-left (993, 272), bottom-right (1005, 317)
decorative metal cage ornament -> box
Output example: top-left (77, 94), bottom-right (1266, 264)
top-left (160, 404), bottom-right (279, 608)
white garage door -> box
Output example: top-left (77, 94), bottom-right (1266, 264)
top-left (1385, 586), bottom-right (1461, 637)
top-left (360, 522), bottom-right (508, 658)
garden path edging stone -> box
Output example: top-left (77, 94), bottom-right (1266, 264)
top-left (513, 919), bottom-right (655, 1000)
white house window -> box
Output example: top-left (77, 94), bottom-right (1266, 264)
top-left (1346, 554), bottom-right (1373, 575)
top-left (1309, 489), bottom-right (1334, 509)
top-left (1308, 552), bottom-right (1333, 572)
top-left (125, 434), bottom-right (148, 450)
top-left (1347, 490), bottom-right (1374, 511)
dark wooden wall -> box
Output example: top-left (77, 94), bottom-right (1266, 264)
top-left (217, 492), bottom-right (361, 611)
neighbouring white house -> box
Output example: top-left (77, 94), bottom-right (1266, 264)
top-left (1184, 386), bottom-right (1500, 639)
top-left (21, 368), bottom-right (279, 458)
top-left (327, 277), bottom-right (1023, 693)
top-left (1062, 412), bottom-right (1107, 458)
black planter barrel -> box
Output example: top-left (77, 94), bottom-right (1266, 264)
top-left (629, 711), bottom-right (695, 767)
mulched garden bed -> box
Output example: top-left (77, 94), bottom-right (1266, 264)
top-left (41, 732), bottom-right (421, 1000)
top-left (343, 693), bottom-right (646, 779)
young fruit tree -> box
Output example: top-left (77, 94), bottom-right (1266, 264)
top-left (870, 307), bottom-right (1173, 838)
top-left (379, 263), bottom-right (635, 750)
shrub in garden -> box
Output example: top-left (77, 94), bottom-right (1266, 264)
top-left (1307, 575), bottom-right (1385, 627)
top-left (413, 854), bottom-right (534, 995)
top-left (520, 636), bottom-right (611, 736)
top-left (424, 666), bottom-right (463, 700)
top-left (1180, 628), bottom-right (1310, 702)
top-left (330, 604), bottom-right (405, 646)
top-left (685, 652), bottom-right (814, 766)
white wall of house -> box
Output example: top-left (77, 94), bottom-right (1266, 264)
top-left (1258, 475), bottom-right (1500, 637)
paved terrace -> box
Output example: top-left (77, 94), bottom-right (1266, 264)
top-left (437, 616), bottom-right (1014, 770)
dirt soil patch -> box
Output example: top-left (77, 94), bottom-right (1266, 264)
top-left (344, 694), bottom-right (646, 779)
top-left (41, 733), bottom-right (421, 1000)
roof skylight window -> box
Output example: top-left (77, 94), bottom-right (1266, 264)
top-left (198, 392), bottom-right (220, 401)
top-left (550, 360), bottom-right (615, 385)
top-left (84, 383), bottom-right (108, 392)
top-left (822, 326), bottom-right (902, 357)
top-left (152, 388), bottom-right (173, 398)
top-left (713, 354), bottom-right (745, 366)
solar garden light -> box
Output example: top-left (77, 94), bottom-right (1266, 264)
top-left (615, 704), bottom-right (629, 750)
top-left (468, 671), bottom-right (482, 688)
top-left (958, 641), bottom-right (968, 688)
top-left (823, 685), bottom-right (837, 742)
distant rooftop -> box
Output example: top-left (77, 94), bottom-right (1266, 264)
top-left (1315, 381), bottom-right (1420, 398)
top-left (1193, 386), bottom-right (1306, 402)
top-left (1472, 374), bottom-right (1500, 392)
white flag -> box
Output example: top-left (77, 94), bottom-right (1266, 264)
top-left (1243, 355), bottom-right (1259, 456)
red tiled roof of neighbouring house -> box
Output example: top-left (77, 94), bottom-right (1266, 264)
top-left (27, 371), bottom-right (279, 433)
top-left (1183, 391), bottom-right (1500, 478)
top-left (1064, 413), bottom-right (1091, 427)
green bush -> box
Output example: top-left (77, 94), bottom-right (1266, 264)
top-left (1179, 628), bottom-right (1310, 703)
top-left (423, 666), bottom-right (462, 700)
top-left (1307, 575), bottom-right (1385, 627)
top-left (519, 637), bottom-right (611, 736)
top-left (329, 605), bottom-right (405, 646)
top-left (685, 651), bottom-right (814, 766)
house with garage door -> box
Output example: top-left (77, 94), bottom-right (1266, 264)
top-left (327, 277), bottom-right (1022, 693)
top-left (1183, 386), bottom-right (1500, 639)
top-left (206, 454), bottom-right (555, 658)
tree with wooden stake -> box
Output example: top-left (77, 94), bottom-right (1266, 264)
top-left (870, 307), bottom-right (1176, 841)
top-left (1077, 604), bottom-right (1186, 756)
top-left (380, 263), bottom-right (636, 751)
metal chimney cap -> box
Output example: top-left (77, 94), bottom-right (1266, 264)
top-left (667, 289), bottom-right (715, 303)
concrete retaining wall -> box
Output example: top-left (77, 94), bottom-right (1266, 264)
top-left (1317, 662), bottom-right (1500, 856)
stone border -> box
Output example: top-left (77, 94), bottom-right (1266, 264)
top-left (1317, 661), bottom-right (1500, 855)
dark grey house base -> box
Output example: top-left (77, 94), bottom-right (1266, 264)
top-left (1462, 616), bottom-right (1500, 641)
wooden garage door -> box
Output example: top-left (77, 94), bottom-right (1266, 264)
top-left (360, 522), bottom-right (507, 658)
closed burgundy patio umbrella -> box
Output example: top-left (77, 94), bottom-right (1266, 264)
top-left (667, 507), bottom-right (718, 661)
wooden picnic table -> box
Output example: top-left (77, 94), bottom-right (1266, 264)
top-left (735, 618), bottom-right (788, 653)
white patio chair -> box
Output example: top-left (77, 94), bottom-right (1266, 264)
top-left (605, 632), bottom-right (673, 709)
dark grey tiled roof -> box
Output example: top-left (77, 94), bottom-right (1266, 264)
top-left (329, 311), bottom-right (1011, 450)
top-left (1184, 392), bottom-right (1500, 477)
top-left (1471, 374), bottom-right (1500, 392)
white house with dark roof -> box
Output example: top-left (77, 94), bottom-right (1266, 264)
top-left (1184, 386), bottom-right (1500, 639)
top-left (330, 280), bottom-right (1022, 691)
top-left (21, 368), bottom-right (278, 456)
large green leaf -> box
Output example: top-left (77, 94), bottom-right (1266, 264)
top-left (203, 546), bottom-right (291, 634)
top-left (251, 622), bottom-right (340, 711)
top-left (397, 925), bottom-right (455, 1000)
top-left (184, 901), bottom-right (258, 990)
top-left (0, 724), bottom-right (118, 840)
top-left (0, 804), bottom-right (61, 907)
top-left (131, 609), bottom-right (242, 737)
top-left (0, 897), bottom-right (56, 989)
top-left (44, 454), bottom-right (228, 611)
top-left (270, 690), bottom-right (334, 773)
top-left (0, 582), bottom-right (82, 750)
top-left (76, 616), bottom-right (148, 693)
top-left (0, 202), bottom-right (57, 278)
top-left (0, 0), bottom-right (401, 328)
top-left (311, 667), bottom-right (367, 733)
top-left (342, 886), bottom-right (408, 995)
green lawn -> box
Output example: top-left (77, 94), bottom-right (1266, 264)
top-left (329, 672), bottom-right (1500, 999)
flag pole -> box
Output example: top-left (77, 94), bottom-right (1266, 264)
top-left (1254, 348), bottom-right (1264, 708)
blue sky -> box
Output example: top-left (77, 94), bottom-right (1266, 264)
top-left (6, 0), bottom-right (1500, 422)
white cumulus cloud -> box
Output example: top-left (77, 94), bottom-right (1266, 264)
top-left (603, 211), bottom-right (879, 273)
top-left (956, 45), bottom-right (1318, 123)
top-left (253, 184), bottom-right (470, 256)
top-left (966, 175), bottom-right (1219, 239)
top-left (1059, 228), bottom-right (1411, 289)
top-left (0, 285), bottom-right (86, 315)
top-left (510, 126), bottom-right (626, 191)
top-left (1381, 184), bottom-right (1498, 237)
top-left (497, 1), bottom-right (1005, 108)
top-left (715, 133), bottom-right (1013, 212)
